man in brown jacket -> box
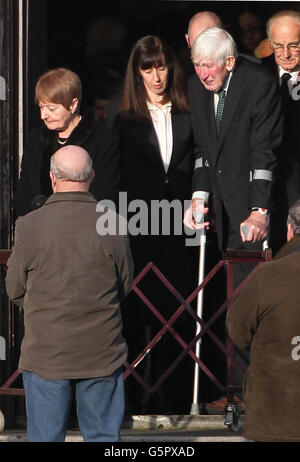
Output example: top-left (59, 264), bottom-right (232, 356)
top-left (6, 145), bottom-right (133, 442)
top-left (226, 199), bottom-right (300, 442)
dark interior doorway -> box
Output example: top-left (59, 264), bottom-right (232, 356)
top-left (43, 1), bottom-right (297, 120)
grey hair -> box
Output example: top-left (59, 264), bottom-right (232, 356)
top-left (287, 199), bottom-right (300, 235)
top-left (191, 26), bottom-right (238, 66)
top-left (267, 10), bottom-right (300, 41)
top-left (50, 152), bottom-right (93, 182)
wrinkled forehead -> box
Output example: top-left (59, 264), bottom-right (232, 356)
top-left (271, 18), bottom-right (300, 42)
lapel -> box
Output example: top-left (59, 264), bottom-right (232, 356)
top-left (216, 60), bottom-right (245, 155)
top-left (169, 112), bottom-right (190, 170)
top-left (198, 87), bottom-right (219, 165)
top-left (169, 113), bottom-right (179, 170)
top-left (135, 116), bottom-right (166, 172)
top-left (147, 118), bottom-right (166, 172)
top-left (146, 111), bottom-right (183, 173)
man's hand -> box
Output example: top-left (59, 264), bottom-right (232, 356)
top-left (183, 198), bottom-right (210, 230)
top-left (240, 211), bottom-right (268, 242)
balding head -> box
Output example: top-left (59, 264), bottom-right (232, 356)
top-left (50, 145), bottom-right (94, 192)
top-left (186, 11), bottom-right (222, 48)
top-left (267, 10), bottom-right (300, 72)
top-left (287, 199), bottom-right (300, 241)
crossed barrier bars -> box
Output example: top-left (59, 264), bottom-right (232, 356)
top-left (123, 248), bottom-right (272, 401)
top-left (0, 247), bottom-right (272, 411)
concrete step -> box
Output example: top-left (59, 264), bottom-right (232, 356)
top-left (0, 414), bottom-right (246, 442)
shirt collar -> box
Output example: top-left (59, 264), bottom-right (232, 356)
top-left (147, 101), bottom-right (172, 111)
top-left (215, 71), bottom-right (232, 95)
top-left (279, 66), bottom-right (300, 83)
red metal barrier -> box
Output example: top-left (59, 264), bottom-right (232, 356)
top-left (0, 248), bottom-right (272, 410)
top-left (123, 248), bottom-right (272, 402)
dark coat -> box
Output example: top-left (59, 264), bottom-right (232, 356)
top-left (226, 236), bottom-right (300, 442)
top-left (189, 57), bottom-right (282, 252)
top-left (262, 54), bottom-right (300, 254)
top-left (116, 111), bottom-right (195, 204)
top-left (115, 110), bottom-right (196, 316)
top-left (14, 111), bottom-right (120, 217)
top-left (6, 191), bottom-right (134, 379)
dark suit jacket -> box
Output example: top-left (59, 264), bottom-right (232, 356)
top-left (189, 57), bottom-right (282, 251)
top-left (14, 111), bottom-right (121, 217)
top-left (114, 110), bottom-right (196, 310)
top-left (6, 191), bottom-right (133, 379)
top-left (115, 111), bottom-right (195, 204)
top-left (262, 54), bottom-right (300, 253)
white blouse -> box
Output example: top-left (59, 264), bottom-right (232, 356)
top-left (147, 101), bottom-right (173, 173)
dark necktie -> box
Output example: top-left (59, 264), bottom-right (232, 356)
top-left (281, 73), bottom-right (292, 110)
top-left (216, 89), bottom-right (226, 136)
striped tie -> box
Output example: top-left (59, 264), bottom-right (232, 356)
top-left (216, 89), bottom-right (226, 136)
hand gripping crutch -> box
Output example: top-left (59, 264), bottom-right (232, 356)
top-left (190, 225), bottom-right (206, 415)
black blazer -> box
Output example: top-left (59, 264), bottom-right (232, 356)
top-left (14, 111), bottom-right (121, 217)
top-left (115, 109), bottom-right (196, 303)
top-left (262, 54), bottom-right (300, 205)
top-left (115, 111), bottom-right (195, 204)
top-left (261, 54), bottom-right (300, 253)
top-left (189, 57), bottom-right (282, 250)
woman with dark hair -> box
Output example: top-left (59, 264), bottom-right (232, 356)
top-left (115, 35), bottom-right (196, 414)
top-left (15, 67), bottom-right (120, 216)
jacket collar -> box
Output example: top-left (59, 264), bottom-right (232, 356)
top-left (273, 236), bottom-right (300, 260)
top-left (45, 191), bottom-right (97, 205)
top-left (41, 110), bottom-right (97, 152)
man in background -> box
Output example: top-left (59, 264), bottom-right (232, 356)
top-left (264, 10), bottom-right (300, 255)
top-left (182, 11), bottom-right (222, 76)
top-left (185, 11), bottom-right (222, 48)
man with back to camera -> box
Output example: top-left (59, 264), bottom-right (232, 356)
top-left (226, 199), bottom-right (300, 442)
top-left (5, 145), bottom-right (133, 442)
top-left (183, 26), bottom-right (282, 413)
top-left (263, 10), bottom-right (300, 255)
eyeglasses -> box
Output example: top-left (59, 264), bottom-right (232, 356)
top-left (271, 42), bottom-right (300, 53)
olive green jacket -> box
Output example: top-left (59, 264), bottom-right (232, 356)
top-left (226, 236), bottom-right (300, 442)
top-left (6, 192), bottom-right (133, 379)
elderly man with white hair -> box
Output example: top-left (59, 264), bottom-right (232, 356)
top-left (184, 26), bottom-right (282, 413)
top-left (185, 27), bottom-right (282, 269)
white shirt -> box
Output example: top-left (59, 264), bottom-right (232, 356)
top-left (147, 101), bottom-right (173, 173)
top-left (213, 72), bottom-right (233, 114)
